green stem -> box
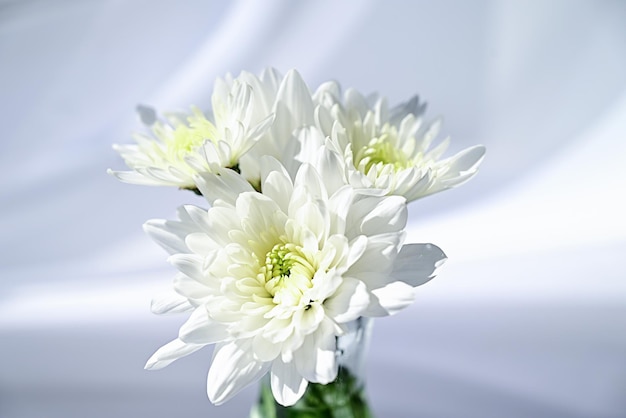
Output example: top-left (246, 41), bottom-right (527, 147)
top-left (250, 367), bottom-right (375, 418)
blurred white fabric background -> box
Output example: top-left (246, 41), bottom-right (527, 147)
top-left (1, 1), bottom-right (625, 417)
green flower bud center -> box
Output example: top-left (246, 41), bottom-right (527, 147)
top-left (261, 243), bottom-right (316, 299)
top-left (166, 109), bottom-right (218, 160)
top-left (355, 133), bottom-right (411, 174)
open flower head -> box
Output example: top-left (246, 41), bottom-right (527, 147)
top-left (312, 81), bottom-right (486, 201)
top-left (108, 75), bottom-right (274, 191)
top-left (143, 155), bottom-right (446, 406)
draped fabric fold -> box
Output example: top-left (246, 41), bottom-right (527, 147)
top-left (1, 1), bottom-right (625, 417)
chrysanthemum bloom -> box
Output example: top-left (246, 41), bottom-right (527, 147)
top-left (108, 74), bottom-right (274, 191)
top-left (311, 81), bottom-right (486, 202)
top-left (143, 155), bottom-right (446, 406)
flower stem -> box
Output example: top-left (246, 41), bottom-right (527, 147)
top-left (250, 367), bottom-right (375, 418)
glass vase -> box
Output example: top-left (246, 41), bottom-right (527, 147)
top-left (250, 317), bottom-right (375, 418)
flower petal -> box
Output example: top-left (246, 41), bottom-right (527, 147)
top-left (316, 138), bottom-right (348, 196)
top-left (348, 194), bottom-right (407, 236)
top-left (168, 253), bottom-right (206, 282)
top-left (179, 306), bottom-right (230, 344)
top-left (145, 338), bottom-right (205, 370)
top-left (173, 273), bottom-right (211, 301)
top-left (275, 69), bottom-right (315, 131)
top-left (207, 340), bottom-right (270, 405)
top-left (143, 218), bottom-right (192, 255)
top-left (293, 163), bottom-right (327, 203)
top-left (271, 358), bottom-right (308, 406)
top-left (295, 126), bottom-right (325, 165)
top-left (294, 321), bottom-right (338, 384)
top-left (107, 168), bottom-right (164, 185)
top-left (364, 281), bottom-right (415, 317)
top-left (348, 232), bottom-right (403, 278)
top-left (362, 195), bottom-right (407, 235)
top-left (391, 243), bottom-right (447, 287)
top-left (252, 334), bottom-right (282, 362)
top-left (260, 156), bottom-right (294, 213)
top-left (194, 166), bottom-right (254, 206)
top-left (324, 277), bottom-right (370, 323)
top-left (150, 290), bottom-right (194, 314)
top-left (389, 95), bottom-right (427, 125)
top-left (444, 145), bottom-right (486, 177)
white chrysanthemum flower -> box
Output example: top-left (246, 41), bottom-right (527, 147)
top-left (311, 81), bottom-right (486, 201)
top-left (143, 155), bottom-right (445, 406)
top-left (108, 75), bottom-right (274, 191)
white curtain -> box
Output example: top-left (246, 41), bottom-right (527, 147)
top-left (1, 1), bottom-right (625, 416)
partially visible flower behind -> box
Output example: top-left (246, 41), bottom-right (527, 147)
top-left (309, 81), bottom-right (486, 202)
top-left (142, 154), bottom-right (446, 406)
top-left (238, 69), bottom-right (317, 188)
top-left (108, 74), bottom-right (275, 191)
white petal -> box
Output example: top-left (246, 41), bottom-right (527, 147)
top-left (261, 67), bottom-right (283, 92)
top-left (143, 219), bottom-right (192, 255)
top-left (107, 168), bottom-right (164, 186)
top-left (344, 88), bottom-right (369, 116)
top-left (317, 235), bottom-right (349, 272)
top-left (252, 334), bottom-right (282, 362)
top-left (292, 302), bottom-right (325, 334)
top-left (268, 101), bottom-right (295, 154)
top-left (293, 163), bottom-right (327, 202)
top-left (295, 126), bottom-right (325, 165)
top-left (150, 290), bottom-right (194, 314)
top-left (416, 117), bottom-right (442, 152)
top-left (348, 194), bottom-right (407, 237)
top-left (236, 192), bottom-right (284, 240)
top-left (207, 340), bottom-right (270, 405)
top-left (316, 139), bottom-right (347, 196)
top-left (443, 145), bottom-right (486, 177)
top-left (247, 113), bottom-right (275, 144)
top-left (294, 200), bottom-right (328, 245)
top-left (185, 232), bottom-right (215, 255)
top-left (206, 205), bottom-right (241, 247)
top-left (424, 136), bottom-right (450, 161)
top-left (260, 156), bottom-right (293, 212)
top-left (136, 104), bottom-right (157, 125)
top-left (181, 204), bottom-right (211, 234)
top-left (346, 235), bottom-right (368, 268)
top-left (364, 281), bottom-right (415, 317)
top-left (324, 277), bottom-right (370, 323)
top-left (179, 306), bottom-right (230, 344)
top-left (294, 321), bottom-right (338, 384)
top-left (144, 338), bottom-right (204, 370)
top-left (374, 96), bottom-right (389, 127)
top-left (276, 69), bottom-right (315, 128)
top-left (314, 104), bottom-right (334, 135)
top-left (327, 185), bottom-right (355, 236)
top-left (390, 95), bottom-right (426, 125)
top-left (313, 80), bottom-right (341, 104)
top-left (361, 195), bottom-right (407, 235)
top-left (173, 273), bottom-right (211, 300)
top-left (392, 243), bottom-right (447, 287)
top-left (348, 232), bottom-right (403, 277)
top-left (168, 253), bottom-right (205, 282)
top-left (194, 167), bottom-right (254, 206)
top-left (270, 358), bottom-right (308, 406)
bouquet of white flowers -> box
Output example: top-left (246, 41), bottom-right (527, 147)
top-left (109, 68), bottom-right (485, 417)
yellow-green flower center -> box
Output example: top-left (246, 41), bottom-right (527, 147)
top-left (354, 132), bottom-right (412, 174)
top-left (261, 243), bottom-right (316, 302)
top-left (166, 108), bottom-right (218, 160)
